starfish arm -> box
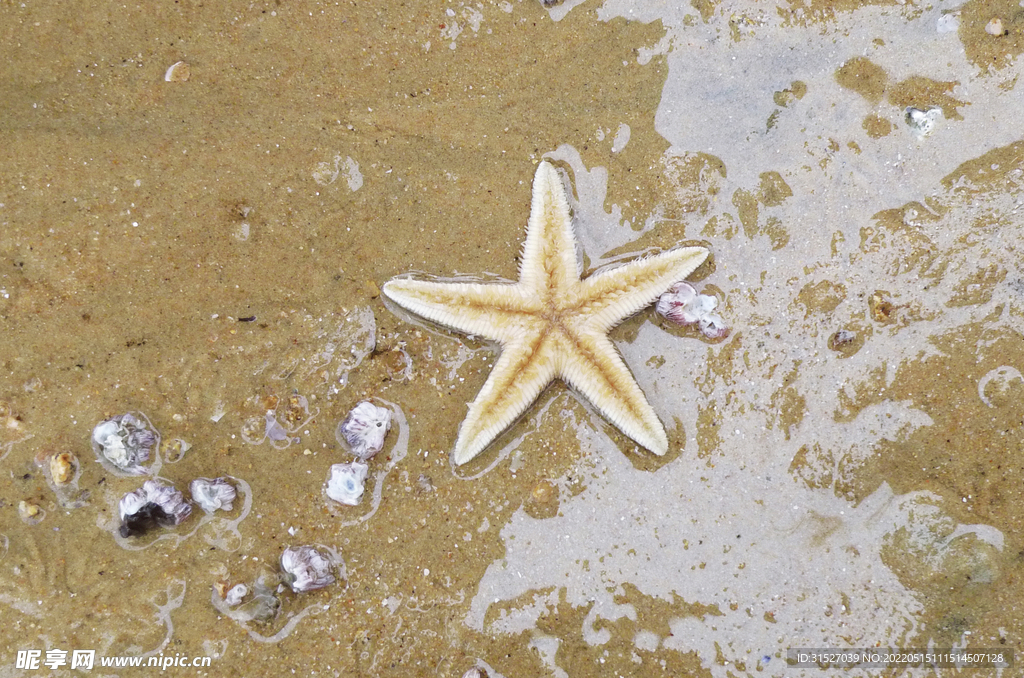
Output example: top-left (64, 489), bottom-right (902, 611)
top-left (518, 162), bottom-right (581, 298)
top-left (558, 330), bottom-right (668, 455)
top-left (575, 246), bottom-right (709, 333)
top-left (383, 278), bottom-right (535, 343)
top-left (453, 329), bottom-right (559, 465)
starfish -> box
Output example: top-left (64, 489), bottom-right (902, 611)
top-left (383, 161), bottom-right (709, 465)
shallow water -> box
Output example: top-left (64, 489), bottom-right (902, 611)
top-left (1, 0), bottom-right (1021, 676)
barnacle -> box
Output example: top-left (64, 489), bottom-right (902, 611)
top-left (190, 477), bottom-right (237, 513)
top-left (325, 462), bottom-right (369, 506)
top-left (119, 480), bottom-right (192, 537)
top-left (91, 413), bottom-right (159, 475)
top-left (280, 545), bottom-right (335, 593)
top-left (336, 401), bottom-right (392, 460)
top-left (656, 282), bottom-right (730, 339)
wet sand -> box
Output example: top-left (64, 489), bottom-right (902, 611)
top-left (1, 0), bottom-right (1022, 676)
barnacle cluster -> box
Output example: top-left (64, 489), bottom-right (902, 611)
top-left (656, 282), bottom-right (729, 339)
top-left (325, 401), bottom-right (396, 508)
top-left (91, 413), bottom-right (158, 474)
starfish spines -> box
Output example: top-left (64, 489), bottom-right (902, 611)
top-left (453, 331), bottom-right (559, 464)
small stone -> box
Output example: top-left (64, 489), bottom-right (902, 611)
top-left (18, 500), bottom-right (44, 525)
top-left (213, 580), bottom-right (229, 599)
top-left (869, 291), bottom-right (896, 322)
top-left (531, 480), bottom-right (556, 504)
top-left (985, 17), bottom-right (1005, 36)
top-left (49, 452), bottom-right (77, 485)
top-left (905, 107), bottom-right (942, 139)
top-left (164, 438), bottom-right (191, 463)
top-left (525, 480), bottom-right (560, 520)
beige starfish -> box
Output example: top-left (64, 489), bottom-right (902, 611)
top-left (383, 161), bottom-right (709, 465)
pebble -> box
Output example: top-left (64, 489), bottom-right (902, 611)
top-left (18, 500), bottom-right (44, 525)
top-left (49, 452), bottom-right (77, 485)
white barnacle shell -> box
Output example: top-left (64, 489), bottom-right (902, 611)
top-left (118, 479), bottom-right (192, 537)
top-left (280, 545), bottom-right (335, 593)
top-left (224, 583), bottom-right (248, 606)
top-left (697, 311), bottom-right (730, 340)
top-left (118, 486), bottom-right (150, 520)
top-left (91, 413), bottom-right (157, 474)
top-left (656, 282), bottom-right (699, 324)
top-left (212, 574), bottom-right (280, 622)
top-left (656, 282), bottom-right (730, 339)
top-left (337, 401), bottom-right (392, 460)
top-left (325, 461), bottom-right (369, 506)
top-left (905, 106), bottom-right (942, 139)
top-left (190, 477), bottom-right (237, 513)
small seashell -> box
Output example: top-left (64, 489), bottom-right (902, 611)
top-left (18, 500), bottom-right (45, 525)
top-left (985, 17), bottom-right (1005, 36)
top-left (829, 329), bottom-right (856, 348)
top-left (164, 61), bottom-right (191, 82)
top-left (264, 410), bottom-right (291, 443)
top-left (91, 413), bottom-right (158, 474)
top-left (49, 452), bottom-right (77, 485)
top-left (164, 438), bottom-right (191, 463)
top-left (697, 313), bottom-right (729, 340)
top-left (224, 583), bottom-right (249, 606)
top-left (656, 281), bottom-right (697, 320)
top-left (214, 571), bottom-right (281, 622)
top-left (905, 107), bottom-right (942, 139)
top-left (213, 580), bottom-right (230, 599)
top-left (417, 474), bottom-right (435, 493)
top-left (280, 545), bottom-right (336, 593)
top-left (325, 461), bottom-right (369, 506)
top-left (656, 282), bottom-right (730, 339)
top-left (337, 401), bottom-right (392, 460)
top-left (282, 391), bottom-right (312, 428)
top-left (190, 477), bottom-right (237, 513)
top-left (118, 479), bottom-right (192, 537)
top-left (936, 13), bottom-right (959, 33)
